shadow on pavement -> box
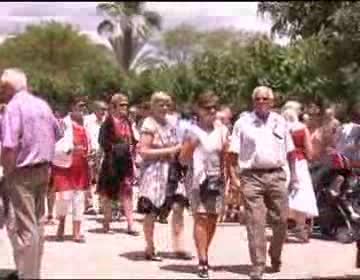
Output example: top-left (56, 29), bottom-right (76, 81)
top-left (160, 263), bottom-right (273, 276)
top-left (45, 234), bottom-right (74, 242)
top-left (160, 264), bottom-right (198, 275)
top-left (87, 228), bottom-right (115, 234)
top-left (0, 269), bottom-right (17, 278)
top-left (119, 251), bottom-right (148, 262)
top-left (312, 275), bottom-right (360, 279)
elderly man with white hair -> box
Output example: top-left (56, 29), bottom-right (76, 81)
top-left (229, 86), bottom-right (297, 279)
top-left (0, 68), bottom-right (62, 279)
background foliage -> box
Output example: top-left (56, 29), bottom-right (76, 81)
top-left (0, 1), bottom-right (359, 114)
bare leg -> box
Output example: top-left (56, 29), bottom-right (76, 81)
top-left (102, 196), bottom-right (112, 232)
top-left (56, 217), bottom-right (65, 239)
top-left (121, 192), bottom-right (135, 232)
top-left (206, 214), bottom-right (218, 256)
top-left (143, 213), bottom-right (156, 253)
top-left (193, 213), bottom-right (209, 262)
top-left (171, 203), bottom-right (185, 253)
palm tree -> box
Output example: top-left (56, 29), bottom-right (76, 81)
top-left (97, 2), bottom-right (162, 74)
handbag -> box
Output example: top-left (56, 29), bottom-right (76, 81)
top-left (52, 117), bottom-right (74, 168)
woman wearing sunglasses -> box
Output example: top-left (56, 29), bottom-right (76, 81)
top-left (97, 93), bottom-right (138, 235)
top-left (179, 90), bottom-right (229, 278)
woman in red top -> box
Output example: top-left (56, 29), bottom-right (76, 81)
top-left (282, 107), bottom-right (318, 243)
top-left (52, 98), bottom-right (90, 243)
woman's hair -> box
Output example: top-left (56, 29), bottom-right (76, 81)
top-left (282, 100), bottom-right (302, 114)
top-left (110, 93), bottom-right (128, 106)
top-left (150, 91), bottom-right (172, 109)
top-left (67, 95), bottom-right (87, 111)
top-left (282, 107), bottom-right (299, 124)
top-left (193, 90), bottom-right (219, 108)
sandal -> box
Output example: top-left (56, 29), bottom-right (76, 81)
top-left (293, 227), bottom-right (310, 243)
top-left (73, 236), bottom-right (86, 243)
top-left (144, 251), bottom-right (163, 262)
top-left (198, 261), bottom-right (209, 278)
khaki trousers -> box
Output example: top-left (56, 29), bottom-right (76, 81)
top-left (240, 168), bottom-right (288, 269)
top-left (5, 165), bottom-right (49, 279)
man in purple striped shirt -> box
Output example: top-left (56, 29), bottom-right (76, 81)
top-left (0, 68), bottom-right (62, 279)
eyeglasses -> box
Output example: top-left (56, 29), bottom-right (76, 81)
top-left (255, 97), bottom-right (270, 101)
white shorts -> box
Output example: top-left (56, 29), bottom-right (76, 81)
top-left (56, 190), bottom-right (85, 221)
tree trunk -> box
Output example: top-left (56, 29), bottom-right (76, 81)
top-left (122, 26), bottom-right (133, 74)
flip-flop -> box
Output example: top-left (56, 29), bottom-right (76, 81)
top-left (73, 236), bottom-right (86, 243)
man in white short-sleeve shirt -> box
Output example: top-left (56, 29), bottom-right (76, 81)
top-left (228, 86), bottom-right (297, 280)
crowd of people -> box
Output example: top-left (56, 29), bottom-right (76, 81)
top-left (0, 67), bottom-right (360, 280)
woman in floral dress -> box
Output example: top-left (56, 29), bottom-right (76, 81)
top-left (137, 91), bottom-right (191, 261)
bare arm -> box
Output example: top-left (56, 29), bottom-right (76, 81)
top-left (304, 127), bottom-right (313, 160)
top-left (229, 152), bottom-right (241, 188)
top-left (139, 132), bottom-right (180, 161)
top-left (178, 137), bottom-right (198, 166)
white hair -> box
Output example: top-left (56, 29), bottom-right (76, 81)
top-left (282, 107), bottom-right (299, 124)
top-left (0, 68), bottom-right (28, 92)
top-left (282, 100), bottom-right (302, 115)
top-left (251, 86), bottom-right (274, 100)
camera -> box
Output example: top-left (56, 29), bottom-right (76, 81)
top-left (200, 175), bottom-right (224, 198)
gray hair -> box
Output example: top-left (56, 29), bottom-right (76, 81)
top-left (282, 100), bottom-right (302, 115)
top-left (282, 107), bottom-right (299, 124)
top-left (251, 86), bottom-right (274, 100)
top-left (0, 68), bottom-right (27, 92)
top-left (92, 100), bottom-right (108, 111)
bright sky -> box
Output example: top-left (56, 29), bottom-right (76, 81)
top-left (0, 2), bottom-right (275, 44)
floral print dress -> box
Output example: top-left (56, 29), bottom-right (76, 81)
top-left (137, 116), bottom-right (178, 214)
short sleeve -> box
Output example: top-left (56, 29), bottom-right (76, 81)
top-left (228, 120), bottom-right (241, 154)
top-left (1, 104), bottom-right (22, 149)
top-left (140, 117), bottom-right (156, 136)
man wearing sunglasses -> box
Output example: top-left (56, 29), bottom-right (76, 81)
top-left (84, 101), bottom-right (108, 215)
top-left (228, 86), bottom-right (297, 279)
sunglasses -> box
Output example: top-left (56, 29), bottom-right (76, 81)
top-left (117, 103), bottom-right (129, 108)
top-left (201, 104), bottom-right (218, 111)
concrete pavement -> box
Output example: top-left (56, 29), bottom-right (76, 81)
top-left (0, 212), bottom-right (359, 279)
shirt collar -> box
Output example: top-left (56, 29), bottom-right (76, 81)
top-left (251, 110), bottom-right (274, 125)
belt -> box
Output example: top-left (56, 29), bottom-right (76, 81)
top-left (245, 167), bottom-right (283, 173)
top-left (20, 162), bottom-right (50, 169)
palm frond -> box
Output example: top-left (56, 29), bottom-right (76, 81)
top-left (97, 20), bottom-right (115, 36)
top-left (97, 2), bottom-right (125, 18)
top-left (143, 11), bottom-right (162, 30)
top-left (123, 2), bottom-right (145, 16)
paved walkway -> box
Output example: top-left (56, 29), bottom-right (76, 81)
top-left (0, 212), bottom-right (359, 279)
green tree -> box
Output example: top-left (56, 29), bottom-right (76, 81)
top-left (258, 2), bottom-right (360, 104)
top-left (157, 23), bottom-right (202, 64)
top-left (97, 1), bottom-right (162, 74)
top-left (0, 21), bottom-right (123, 105)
